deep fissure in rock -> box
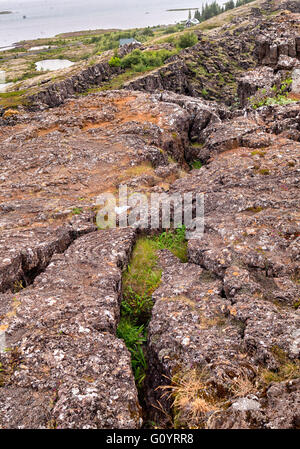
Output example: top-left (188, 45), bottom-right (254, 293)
top-left (117, 228), bottom-right (188, 427)
top-left (2, 226), bottom-right (96, 294)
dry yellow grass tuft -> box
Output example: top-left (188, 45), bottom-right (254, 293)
top-left (160, 369), bottom-right (220, 428)
top-left (229, 374), bottom-right (256, 398)
top-left (3, 108), bottom-right (20, 118)
top-left (118, 162), bottom-right (155, 182)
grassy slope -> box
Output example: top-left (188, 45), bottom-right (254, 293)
top-left (0, 0), bottom-right (275, 109)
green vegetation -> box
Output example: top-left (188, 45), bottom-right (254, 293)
top-left (162, 24), bottom-right (185, 35)
top-left (108, 56), bottom-right (121, 67)
top-left (177, 32), bottom-right (198, 49)
top-left (260, 346), bottom-right (300, 385)
top-left (117, 319), bottom-right (148, 387)
top-left (71, 207), bottom-right (83, 215)
top-left (0, 90), bottom-right (28, 109)
top-left (84, 28), bottom-right (155, 51)
top-left (160, 31), bottom-right (198, 49)
top-left (293, 300), bottom-right (300, 310)
top-left (117, 227), bottom-right (187, 389)
top-left (190, 160), bottom-right (203, 170)
top-left (192, 0), bottom-right (255, 24)
top-left (258, 168), bottom-right (270, 176)
top-left (109, 48), bottom-right (177, 73)
top-left (250, 78), bottom-right (295, 109)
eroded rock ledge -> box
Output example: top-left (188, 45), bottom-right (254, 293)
top-left (147, 111), bottom-right (300, 427)
top-left (0, 229), bottom-right (142, 429)
top-left (1, 86), bottom-right (299, 429)
top-left (0, 1), bottom-right (299, 430)
top-left (0, 90), bottom-right (227, 428)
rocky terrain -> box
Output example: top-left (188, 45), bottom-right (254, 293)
top-left (0, 0), bottom-right (299, 429)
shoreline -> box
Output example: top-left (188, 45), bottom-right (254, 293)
top-left (12, 22), bottom-right (178, 48)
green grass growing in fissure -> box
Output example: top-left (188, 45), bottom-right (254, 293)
top-left (190, 160), bottom-right (203, 170)
top-left (117, 227), bottom-right (187, 388)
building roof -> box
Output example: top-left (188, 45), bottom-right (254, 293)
top-left (119, 38), bottom-right (138, 46)
top-left (186, 18), bottom-right (200, 25)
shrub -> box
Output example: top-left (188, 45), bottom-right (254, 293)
top-left (177, 32), bottom-right (198, 49)
top-left (108, 56), bottom-right (121, 67)
top-left (140, 27), bottom-right (154, 37)
top-left (132, 62), bottom-right (147, 72)
top-left (249, 78), bottom-right (295, 109)
top-left (120, 49), bottom-right (175, 72)
top-left (190, 160), bottom-right (202, 170)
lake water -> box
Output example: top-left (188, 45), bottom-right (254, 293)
top-left (0, 70), bottom-right (13, 91)
top-left (0, 83), bottom-right (13, 92)
top-left (35, 59), bottom-right (74, 71)
top-left (0, 0), bottom-right (227, 47)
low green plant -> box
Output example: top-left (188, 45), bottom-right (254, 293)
top-left (116, 319), bottom-right (147, 387)
top-left (190, 160), bottom-right (203, 170)
top-left (0, 90), bottom-right (28, 108)
top-left (120, 49), bottom-right (176, 72)
top-left (108, 56), bottom-right (121, 67)
top-left (121, 288), bottom-right (154, 325)
top-left (177, 32), bottom-right (198, 49)
top-left (71, 207), bottom-right (83, 215)
top-left (250, 78), bottom-right (295, 109)
top-left (153, 226), bottom-right (188, 262)
top-left (118, 227), bottom-right (187, 389)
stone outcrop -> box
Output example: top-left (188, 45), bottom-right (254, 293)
top-left (188, 101), bottom-right (300, 163)
top-left (124, 30), bottom-right (258, 107)
top-left (283, 1), bottom-right (300, 13)
top-left (208, 378), bottom-right (300, 429)
top-left (292, 67), bottom-right (300, 93)
top-left (237, 66), bottom-right (281, 107)
top-left (0, 228), bottom-right (142, 429)
top-left (0, 89), bottom-right (229, 428)
top-left (237, 8), bottom-right (300, 106)
top-left (124, 60), bottom-right (193, 97)
top-left (27, 62), bottom-right (122, 109)
top-left (254, 11), bottom-right (300, 67)
top-left (118, 42), bottom-right (142, 58)
top-left (146, 99), bottom-right (300, 429)
top-left (0, 0), bottom-right (299, 430)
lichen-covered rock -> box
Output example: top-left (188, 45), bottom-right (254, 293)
top-left (0, 333), bottom-right (141, 429)
top-left (208, 378), bottom-right (300, 429)
top-left (147, 99), bottom-right (300, 428)
top-left (292, 67), bottom-right (300, 93)
top-left (277, 54), bottom-right (300, 70)
top-left (254, 11), bottom-right (300, 67)
top-left (0, 228), bottom-right (142, 428)
top-left (1, 2), bottom-right (300, 430)
top-left (27, 62), bottom-right (122, 109)
top-left (237, 66), bottom-right (281, 107)
top-left (0, 89), bottom-right (202, 291)
top-left (0, 225), bottom-right (95, 293)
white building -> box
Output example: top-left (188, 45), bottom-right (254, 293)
top-left (185, 18), bottom-right (200, 28)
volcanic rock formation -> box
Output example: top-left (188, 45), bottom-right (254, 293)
top-left (0, 0), bottom-right (299, 429)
